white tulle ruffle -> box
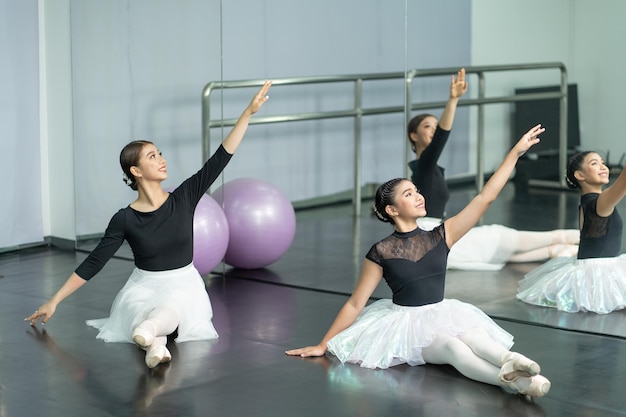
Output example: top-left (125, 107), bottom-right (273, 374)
top-left (517, 255), bottom-right (626, 314)
top-left (326, 298), bottom-right (514, 369)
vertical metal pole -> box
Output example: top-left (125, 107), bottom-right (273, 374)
top-left (353, 79), bottom-right (363, 217)
top-left (476, 73), bottom-right (485, 191)
top-left (404, 72), bottom-right (414, 179)
top-left (201, 86), bottom-right (212, 163)
top-left (559, 68), bottom-right (569, 188)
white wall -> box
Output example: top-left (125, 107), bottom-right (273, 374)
top-left (0, 0), bottom-right (42, 250)
top-left (12, 0), bottom-right (624, 246)
top-left (471, 0), bottom-right (626, 171)
top-left (67, 0), bottom-right (470, 237)
top-left (40, 0), bottom-right (76, 243)
top-left (69, 0), bottom-right (223, 237)
top-left (571, 0), bottom-right (626, 160)
top-left (470, 0), bottom-right (573, 172)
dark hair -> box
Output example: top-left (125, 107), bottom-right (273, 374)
top-left (119, 140), bottom-right (153, 190)
top-left (372, 178), bottom-right (405, 224)
top-left (565, 151), bottom-right (593, 190)
top-left (407, 113), bottom-right (436, 153)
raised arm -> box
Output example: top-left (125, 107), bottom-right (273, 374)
top-left (597, 165), bottom-right (626, 216)
top-left (444, 124), bottom-right (544, 246)
top-left (438, 68), bottom-right (468, 131)
top-left (285, 259), bottom-right (383, 357)
top-left (221, 81), bottom-right (272, 154)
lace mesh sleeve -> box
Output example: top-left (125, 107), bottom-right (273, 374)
top-left (365, 244), bottom-right (383, 265)
top-left (365, 225), bottom-right (446, 264)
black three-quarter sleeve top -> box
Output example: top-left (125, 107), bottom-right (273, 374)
top-left (407, 126), bottom-right (451, 219)
top-left (365, 224), bottom-right (450, 307)
top-left (577, 193), bottom-right (623, 259)
top-left (74, 145), bottom-right (232, 280)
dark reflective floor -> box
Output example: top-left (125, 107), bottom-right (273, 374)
top-left (3, 183), bottom-right (626, 416)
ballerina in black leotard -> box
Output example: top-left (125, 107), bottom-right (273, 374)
top-left (408, 68), bottom-right (579, 270)
top-left (287, 124), bottom-right (551, 398)
top-left (517, 150), bottom-right (626, 313)
top-left (25, 82), bottom-right (272, 368)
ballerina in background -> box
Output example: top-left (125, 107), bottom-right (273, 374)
top-left (408, 68), bottom-right (578, 270)
top-left (517, 150), bottom-right (626, 313)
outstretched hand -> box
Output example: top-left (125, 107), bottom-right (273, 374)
top-left (450, 68), bottom-right (468, 99)
top-left (246, 80), bottom-right (272, 115)
top-left (25, 301), bottom-right (57, 326)
top-left (512, 124), bottom-right (544, 157)
top-left (285, 344), bottom-right (327, 358)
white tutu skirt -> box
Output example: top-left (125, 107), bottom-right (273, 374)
top-left (516, 255), bottom-right (626, 314)
top-left (419, 217), bottom-right (517, 270)
top-left (86, 263), bottom-right (218, 343)
top-left (326, 298), bottom-right (514, 369)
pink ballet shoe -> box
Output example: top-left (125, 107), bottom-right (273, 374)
top-left (500, 374), bottom-right (551, 398)
top-left (145, 345), bottom-right (170, 368)
top-left (500, 352), bottom-right (541, 376)
top-left (132, 326), bottom-right (155, 349)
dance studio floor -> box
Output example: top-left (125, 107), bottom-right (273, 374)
top-left (2, 183), bottom-right (626, 417)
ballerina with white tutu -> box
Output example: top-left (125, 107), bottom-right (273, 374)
top-left (287, 124), bottom-right (551, 398)
top-left (25, 81), bottom-right (272, 368)
top-left (517, 151), bottom-right (626, 314)
top-left (408, 68), bottom-right (579, 270)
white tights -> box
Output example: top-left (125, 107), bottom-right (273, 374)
top-left (421, 328), bottom-right (531, 391)
top-left (508, 229), bottom-right (579, 263)
top-left (135, 305), bottom-right (179, 348)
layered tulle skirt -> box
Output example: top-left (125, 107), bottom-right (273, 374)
top-left (516, 255), bottom-right (626, 314)
top-left (326, 298), bottom-right (514, 369)
top-left (86, 263), bottom-right (218, 343)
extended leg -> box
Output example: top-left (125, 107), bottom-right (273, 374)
top-left (422, 333), bottom-right (501, 385)
top-left (132, 305), bottom-right (180, 348)
top-left (423, 331), bottom-right (550, 397)
top-left (514, 230), bottom-right (579, 252)
top-left (459, 327), bottom-right (541, 375)
top-left (508, 244), bottom-right (578, 262)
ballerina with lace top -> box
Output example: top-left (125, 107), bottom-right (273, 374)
top-left (287, 124), bottom-right (551, 398)
top-left (517, 151), bottom-right (626, 313)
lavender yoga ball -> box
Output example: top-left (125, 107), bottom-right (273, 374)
top-left (212, 178), bottom-right (296, 269)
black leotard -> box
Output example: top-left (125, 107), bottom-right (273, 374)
top-left (75, 145), bottom-right (232, 280)
top-left (407, 126), bottom-right (451, 218)
top-left (577, 193), bottom-right (623, 259)
top-left (365, 224), bottom-right (449, 306)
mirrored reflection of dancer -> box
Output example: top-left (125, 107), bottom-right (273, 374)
top-left (408, 68), bottom-right (578, 270)
top-left (25, 82), bottom-right (272, 368)
top-left (288, 125), bottom-right (551, 398)
top-left (517, 151), bottom-right (626, 313)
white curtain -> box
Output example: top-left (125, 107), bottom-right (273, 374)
top-left (0, 0), bottom-right (43, 250)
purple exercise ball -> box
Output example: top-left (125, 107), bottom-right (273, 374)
top-left (166, 187), bottom-right (229, 275)
top-left (212, 178), bottom-right (296, 269)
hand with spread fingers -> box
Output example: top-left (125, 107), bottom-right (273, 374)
top-left (25, 302), bottom-right (56, 326)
